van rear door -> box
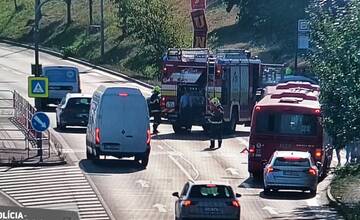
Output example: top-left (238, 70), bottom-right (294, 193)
top-left (100, 94), bottom-right (149, 152)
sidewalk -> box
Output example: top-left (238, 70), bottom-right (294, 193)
top-left (0, 115), bottom-right (65, 166)
top-left (327, 149), bottom-right (360, 219)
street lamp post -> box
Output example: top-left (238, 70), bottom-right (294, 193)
top-left (100, 0), bottom-right (104, 59)
top-left (34, 0), bottom-right (43, 161)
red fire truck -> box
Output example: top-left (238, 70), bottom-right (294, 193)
top-left (160, 48), bottom-right (261, 134)
top-left (248, 82), bottom-right (333, 178)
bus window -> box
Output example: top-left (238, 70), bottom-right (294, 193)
top-left (255, 112), bottom-right (318, 136)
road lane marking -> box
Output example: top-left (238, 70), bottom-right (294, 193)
top-left (161, 141), bottom-right (200, 180)
top-left (135, 179), bottom-right (150, 188)
top-left (169, 155), bottom-right (194, 181)
top-left (0, 166), bottom-right (110, 219)
top-left (153, 204), bottom-right (167, 213)
top-left (306, 195), bottom-right (320, 206)
top-left (226, 167), bottom-right (240, 176)
top-left (262, 206), bottom-right (279, 215)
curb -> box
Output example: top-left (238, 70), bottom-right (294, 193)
top-left (0, 160), bottom-right (66, 167)
top-left (0, 38), bottom-right (154, 90)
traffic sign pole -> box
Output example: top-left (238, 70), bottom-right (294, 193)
top-left (31, 112), bottom-right (50, 163)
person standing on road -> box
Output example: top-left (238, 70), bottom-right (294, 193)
top-left (208, 97), bottom-right (224, 149)
top-left (150, 86), bottom-right (161, 134)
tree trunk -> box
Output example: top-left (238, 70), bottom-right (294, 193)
top-left (66, 0), bottom-right (72, 24)
top-left (14, 0), bottom-right (18, 11)
top-left (89, 0), bottom-right (93, 25)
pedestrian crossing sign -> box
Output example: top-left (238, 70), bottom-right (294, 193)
top-left (28, 76), bottom-right (48, 98)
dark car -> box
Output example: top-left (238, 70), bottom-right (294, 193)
top-left (173, 181), bottom-right (241, 220)
top-left (56, 93), bottom-right (92, 130)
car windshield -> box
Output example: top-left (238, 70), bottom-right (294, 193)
top-left (66, 98), bottom-right (91, 108)
top-left (274, 157), bottom-right (310, 167)
top-left (189, 185), bottom-right (234, 199)
top-left (44, 69), bottom-right (77, 82)
top-left (255, 112), bottom-right (318, 136)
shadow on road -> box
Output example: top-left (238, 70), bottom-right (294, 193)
top-left (238, 177), bottom-right (263, 189)
top-left (154, 130), bottom-right (250, 141)
top-left (268, 205), bottom-right (341, 220)
top-left (54, 127), bottom-right (87, 134)
top-left (259, 190), bottom-right (315, 200)
top-left (79, 159), bottom-right (145, 174)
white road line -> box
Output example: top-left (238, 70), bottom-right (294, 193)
top-left (168, 155), bottom-right (194, 181)
top-left (306, 195), bottom-right (320, 206)
top-left (262, 206), bottom-right (279, 215)
top-left (135, 179), bottom-right (150, 188)
top-left (157, 145), bottom-right (164, 150)
top-left (162, 141), bottom-right (200, 180)
top-left (153, 204), bottom-right (167, 213)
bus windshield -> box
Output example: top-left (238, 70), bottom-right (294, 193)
top-left (255, 112), bottom-right (318, 136)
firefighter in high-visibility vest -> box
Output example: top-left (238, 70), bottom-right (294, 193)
top-left (150, 86), bottom-right (161, 134)
top-left (208, 97), bottom-right (224, 149)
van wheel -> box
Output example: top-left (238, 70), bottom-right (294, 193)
top-left (310, 189), bottom-right (317, 196)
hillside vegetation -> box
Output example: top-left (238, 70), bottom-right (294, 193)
top-left (0, 0), bottom-right (307, 80)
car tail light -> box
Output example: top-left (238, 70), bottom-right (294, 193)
top-left (206, 184), bottom-right (216, 188)
top-left (314, 109), bottom-right (321, 114)
top-left (231, 200), bottom-right (240, 208)
top-left (182, 200), bottom-right (192, 207)
top-left (146, 129), bottom-right (151, 144)
top-left (309, 167), bottom-right (317, 176)
top-left (315, 149), bottom-right (322, 159)
top-left (95, 128), bottom-right (100, 144)
top-left (255, 106), bottom-right (261, 111)
top-left (266, 166), bottom-right (274, 173)
top-left (119, 93), bottom-right (128, 97)
top-left (249, 145), bottom-right (256, 156)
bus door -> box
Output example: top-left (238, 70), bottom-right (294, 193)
top-left (240, 65), bottom-right (250, 119)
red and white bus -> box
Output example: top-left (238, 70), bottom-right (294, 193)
top-left (248, 83), bottom-right (332, 178)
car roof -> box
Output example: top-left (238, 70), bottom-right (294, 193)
top-left (66, 93), bottom-right (92, 99)
top-left (273, 151), bottom-right (311, 158)
top-left (190, 180), bottom-right (231, 187)
top-left (279, 76), bottom-right (318, 85)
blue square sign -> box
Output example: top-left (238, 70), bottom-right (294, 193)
top-left (28, 77), bottom-right (49, 98)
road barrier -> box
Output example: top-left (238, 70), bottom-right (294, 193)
top-left (0, 90), bottom-right (64, 164)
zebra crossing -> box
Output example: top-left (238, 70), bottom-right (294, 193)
top-left (0, 165), bottom-right (110, 220)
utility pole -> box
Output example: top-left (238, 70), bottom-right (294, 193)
top-left (100, 0), bottom-right (105, 59)
top-left (89, 0), bottom-right (93, 25)
top-left (33, 0), bottom-right (43, 162)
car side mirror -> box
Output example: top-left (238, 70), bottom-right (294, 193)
top-left (172, 192), bottom-right (179, 198)
top-left (235, 193), bottom-right (242, 198)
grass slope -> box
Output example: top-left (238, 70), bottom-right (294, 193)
top-left (0, 0), bottom-right (297, 80)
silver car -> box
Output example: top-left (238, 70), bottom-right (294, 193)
top-left (263, 151), bottom-right (319, 196)
top-left (173, 181), bottom-right (241, 220)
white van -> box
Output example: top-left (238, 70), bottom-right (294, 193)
top-left (86, 85), bottom-right (151, 167)
top-left (39, 66), bottom-right (81, 109)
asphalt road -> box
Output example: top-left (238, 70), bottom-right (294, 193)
top-left (0, 43), bottom-right (342, 220)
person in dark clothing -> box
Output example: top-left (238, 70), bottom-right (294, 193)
top-left (150, 86), bottom-right (161, 134)
top-left (208, 97), bottom-right (224, 149)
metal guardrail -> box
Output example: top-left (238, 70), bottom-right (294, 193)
top-left (0, 90), bottom-right (64, 163)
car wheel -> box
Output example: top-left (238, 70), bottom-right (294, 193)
top-left (86, 146), bottom-right (93, 160)
top-left (92, 147), bottom-right (100, 161)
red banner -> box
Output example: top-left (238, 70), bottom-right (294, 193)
top-left (191, 10), bottom-right (208, 32)
top-left (191, 0), bottom-right (206, 10)
top-left (193, 31), bottom-right (207, 48)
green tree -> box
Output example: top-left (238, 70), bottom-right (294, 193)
top-left (113, 0), bottom-right (191, 77)
top-left (309, 0), bottom-right (360, 146)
